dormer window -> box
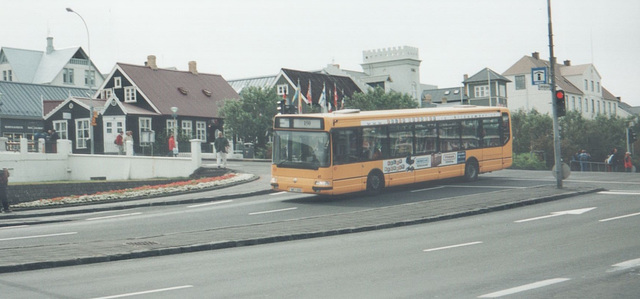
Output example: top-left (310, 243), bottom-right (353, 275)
top-left (124, 86), bottom-right (136, 103)
top-left (202, 89), bottom-right (212, 97)
top-left (178, 87), bottom-right (188, 95)
top-left (444, 91), bottom-right (450, 95)
top-left (114, 77), bottom-right (122, 88)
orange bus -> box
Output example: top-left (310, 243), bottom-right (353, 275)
top-left (270, 106), bottom-right (512, 195)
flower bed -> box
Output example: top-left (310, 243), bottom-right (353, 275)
top-left (13, 173), bottom-right (253, 209)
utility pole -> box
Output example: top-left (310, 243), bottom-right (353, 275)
top-left (548, 0), bottom-right (563, 188)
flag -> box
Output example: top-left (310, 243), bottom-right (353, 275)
top-left (318, 82), bottom-right (327, 113)
top-left (340, 89), bottom-right (345, 109)
top-left (333, 83), bottom-right (338, 111)
top-left (304, 79), bottom-right (312, 105)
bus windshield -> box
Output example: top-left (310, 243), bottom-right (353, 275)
top-left (273, 131), bottom-right (330, 169)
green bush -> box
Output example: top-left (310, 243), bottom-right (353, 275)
top-left (511, 153), bottom-right (548, 170)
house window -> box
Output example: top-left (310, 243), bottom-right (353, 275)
top-left (75, 119), bottom-right (90, 149)
top-left (515, 75), bottom-right (526, 90)
top-left (571, 96), bottom-right (575, 110)
top-left (597, 82), bottom-right (600, 93)
top-left (578, 98), bottom-right (583, 112)
top-left (167, 119), bottom-right (178, 135)
top-left (591, 99), bottom-right (595, 113)
top-left (53, 120), bottom-right (68, 139)
top-left (114, 77), bottom-right (122, 88)
top-left (584, 98), bottom-right (589, 112)
top-left (277, 84), bottom-right (289, 96)
top-left (181, 120), bottom-right (193, 138)
top-left (84, 70), bottom-right (95, 87)
top-left (139, 117), bottom-right (152, 141)
top-left (584, 79), bottom-right (588, 90)
top-left (196, 121), bottom-right (206, 141)
top-left (474, 85), bottom-right (489, 97)
top-left (2, 70), bottom-right (12, 81)
top-left (101, 89), bottom-right (113, 99)
top-left (124, 87), bottom-right (136, 102)
top-left (63, 68), bottom-right (74, 84)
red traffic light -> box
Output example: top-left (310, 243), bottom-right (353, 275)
top-left (555, 90), bottom-right (565, 99)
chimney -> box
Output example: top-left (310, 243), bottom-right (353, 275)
top-left (564, 60), bottom-right (571, 66)
top-left (532, 52), bottom-right (540, 60)
top-left (46, 37), bottom-right (54, 54)
top-left (188, 61), bottom-right (198, 74)
top-left (147, 55), bottom-right (158, 70)
top-left (463, 74), bottom-right (469, 81)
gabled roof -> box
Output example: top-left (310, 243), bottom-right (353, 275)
top-left (0, 45), bottom-right (101, 84)
top-left (502, 54), bottom-right (583, 96)
top-left (43, 97), bottom-right (106, 120)
top-left (0, 81), bottom-right (91, 119)
top-left (465, 68), bottom-right (511, 83)
top-left (279, 68), bottom-right (362, 103)
top-left (113, 63), bottom-right (239, 118)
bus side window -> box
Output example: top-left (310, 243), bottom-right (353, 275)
top-left (332, 129), bottom-right (359, 165)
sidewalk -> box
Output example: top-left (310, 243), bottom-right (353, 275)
top-left (0, 171), bottom-right (602, 273)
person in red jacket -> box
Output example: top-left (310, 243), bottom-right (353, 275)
top-left (168, 133), bottom-right (177, 157)
top-left (624, 152), bottom-right (633, 172)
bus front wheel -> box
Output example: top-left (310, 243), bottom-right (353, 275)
top-left (366, 171), bottom-right (384, 194)
top-left (464, 160), bottom-right (479, 182)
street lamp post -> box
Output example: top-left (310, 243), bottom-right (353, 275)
top-left (66, 7), bottom-right (94, 154)
top-left (171, 106), bottom-right (178, 154)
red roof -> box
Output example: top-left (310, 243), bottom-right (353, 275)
top-left (117, 63), bottom-right (239, 118)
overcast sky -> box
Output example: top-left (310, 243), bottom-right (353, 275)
top-left (2, 0), bottom-right (639, 106)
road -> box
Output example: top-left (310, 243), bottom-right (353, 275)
top-left (1, 185), bottom-right (638, 298)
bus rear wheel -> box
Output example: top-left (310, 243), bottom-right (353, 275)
top-left (464, 160), bottom-right (479, 182)
top-left (366, 171), bottom-right (384, 194)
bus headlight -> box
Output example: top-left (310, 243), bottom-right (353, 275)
top-left (315, 180), bottom-right (331, 187)
top-left (270, 178), bottom-right (278, 188)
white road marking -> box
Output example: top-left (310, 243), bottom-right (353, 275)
top-left (599, 212), bottom-right (640, 222)
top-left (444, 185), bottom-right (526, 189)
top-left (411, 186), bottom-right (445, 193)
top-left (86, 212), bottom-right (142, 221)
top-left (249, 207), bottom-right (297, 215)
top-left (0, 225), bottom-right (28, 230)
top-left (90, 285), bottom-right (194, 299)
top-left (607, 258), bottom-right (640, 272)
top-left (269, 191), bottom-right (288, 196)
top-left (515, 207), bottom-right (596, 223)
top-left (188, 200), bottom-right (233, 208)
top-left (0, 232), bottom-right (77, 241)
top-left (478, 278), bottom-right (570, 298)
top-left (598, 191), bottom-right (640, 195)
top-left (423, 241), bottom-right (483, 252)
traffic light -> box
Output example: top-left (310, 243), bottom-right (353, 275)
top-left (629, 128), bottom-right (638, 142)
top-left (554, 90), bottom-right (566, 117)
top-left (91, 110), bottom-right (98, 126)
top-left (277, 100), bottom-right (286, 114)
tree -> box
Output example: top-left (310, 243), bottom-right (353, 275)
top-left (344, 87), bottom-right (418, 111)
top-left (219, 86), bottom-right (279, 151)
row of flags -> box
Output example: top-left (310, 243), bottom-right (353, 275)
top-left (286, 79), bottom-right (345, 113)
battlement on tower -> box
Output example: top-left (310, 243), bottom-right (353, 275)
top-left (362, 46), bottom-right (420, 64)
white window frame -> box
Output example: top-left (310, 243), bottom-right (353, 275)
top-left (84, 70), bottom-right (95, 87)
top-left (124, 86), bottom-right (136, 103)
top-left (63, 68), bottom-right (74, 84)
top-left (75, 119), bottom-right (90, 149)
top-left (181, 120), bottom-right (193, 138)
top-left (515, 75), bottom-right (526, 90)
top-left (167, 119), bottom-right (178, 135)
top-left (114, 77), bottom-right (122, 88)
top-left (139, 117), bottom-right (152, 141)
top-left (276, 84), bottom-right (289, 96)
top-left (474, 85), bottom-right (488, 97)
top-left (101, 89), bottom-right (113, 99)
top-left (53, 120), bottom-right (68, 140)
top-left (196, 121), bottom-right (206, 141)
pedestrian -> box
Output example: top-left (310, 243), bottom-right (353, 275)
top-left (624, 152), bottom-right (633, 173)
top-left (168, 133), bottom-right (177, 157)
top-left (0, 168), bottom-right (10, 213)
top-left (610, 147), bottom-right (623, 172)
top-left (578, 149), bottom-right (591, 172)
top-left (114, 130), bottom-right (124, 155)
top-left (124, 131), bottom-right (134, 155)
top-left (214, 132), bottom-right (229, 168)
